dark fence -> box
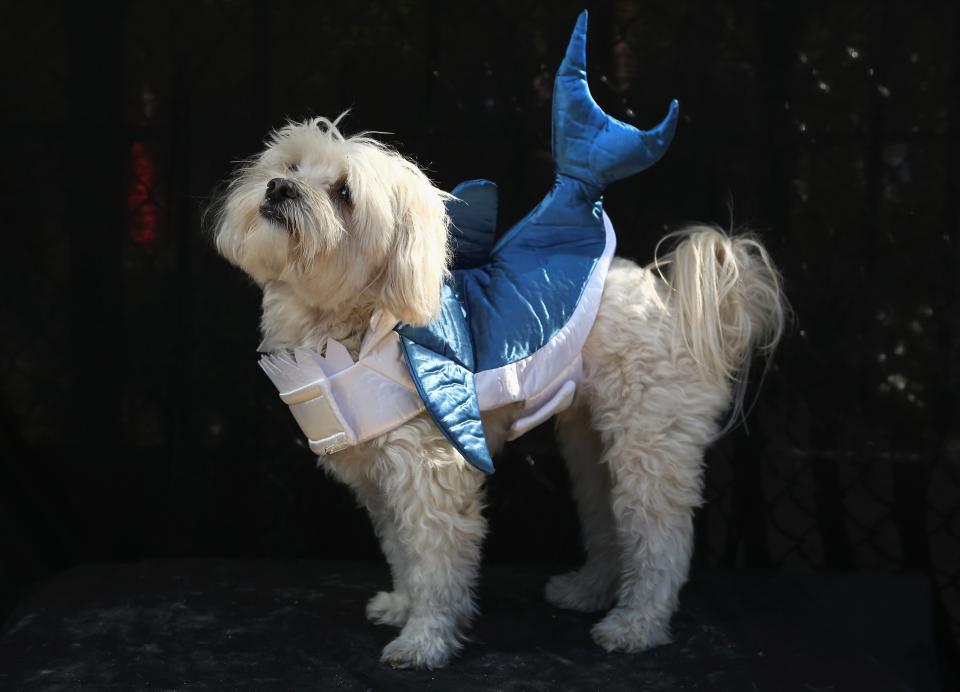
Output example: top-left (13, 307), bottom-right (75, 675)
top-left (0, 0), bottom-right (957, 681)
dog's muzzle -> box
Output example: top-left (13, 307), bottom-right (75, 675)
top-left (260, 177), bottom-right (300, 225)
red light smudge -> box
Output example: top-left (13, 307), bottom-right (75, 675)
top-left (127, 141), bottom-right (158, 248)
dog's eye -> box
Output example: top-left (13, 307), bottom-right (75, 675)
top-left (288, 163), bottom-right (299, 173)
top-left (338, 183), bottom-right (350, 203)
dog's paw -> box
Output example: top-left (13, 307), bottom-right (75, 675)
top-left (380, 617), bottom-right (458, 670)
top-left (366, 591), bottom-right (410, 627)
top-left (590, 609), bottom-right (672, 653)
top-left (545, 571), bottom-right (616, 613)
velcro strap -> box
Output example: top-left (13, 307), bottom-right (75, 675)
top-left (285, 379), bottom-right (357, 453)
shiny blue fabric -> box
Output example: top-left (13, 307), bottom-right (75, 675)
top-left (396, 10), bottom-right (678, 473)
top-left (448, 180), bottom-right (498, 270)
top-left (399, 337), bottom-right (492, 474)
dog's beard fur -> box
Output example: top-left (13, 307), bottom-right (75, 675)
top-left (212, 116), bottom-right (451, 329)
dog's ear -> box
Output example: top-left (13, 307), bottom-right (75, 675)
top-left (380, 161), bottom-right (450, 326)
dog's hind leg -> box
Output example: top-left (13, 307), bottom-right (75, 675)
top-left (545, 403), bottom-right (620, 612)
top-left (575, 258), bottom-right (732, 652)
top-left (586, 371), bottom-right (721, 653)
top-left (593, 428), bottom-right (701, 651)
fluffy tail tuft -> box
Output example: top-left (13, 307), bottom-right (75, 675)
top-left (654, 226), bottom-right (786, 426)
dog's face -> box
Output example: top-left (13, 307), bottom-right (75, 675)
top-left (213, 117), bottom-right (450, 325)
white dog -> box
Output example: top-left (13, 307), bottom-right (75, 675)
top-left (211, 110), bottom-right (784, 668)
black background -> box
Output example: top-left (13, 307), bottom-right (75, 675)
top-left (0, 0), bottom-right (957, 684)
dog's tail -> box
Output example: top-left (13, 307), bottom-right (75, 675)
top-left (654, 227), bottom-right (786, 427)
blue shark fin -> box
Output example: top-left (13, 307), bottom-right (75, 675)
top-left (396, 282), bottom-right (475, 371)
top-left (396, 284), bottom-right (494, 473)
top-left (398, 336), bottom-right (495, 474)
top-left (553, 10), bottom-right (679, 191)
top-left (447, 179), bottom-right (498, 269)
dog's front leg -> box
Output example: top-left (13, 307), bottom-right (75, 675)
top-left (362, 492), bottom-right (412, 628)
top-left (324, 458), bottom-right (414, 627)
top-left (375, 443), bottom-right (486, 670)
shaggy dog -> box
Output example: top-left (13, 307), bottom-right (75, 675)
top-left (211, 112), bottom-right (785, 668)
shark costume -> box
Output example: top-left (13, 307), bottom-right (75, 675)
top-left (259, 11), bottom-right (679, 474)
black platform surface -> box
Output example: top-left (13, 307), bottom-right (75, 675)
top-left (0, 560), bottom-right (938, 691)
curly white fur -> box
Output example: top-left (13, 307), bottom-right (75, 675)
top-left (212, 117), bottom-right (785, 669)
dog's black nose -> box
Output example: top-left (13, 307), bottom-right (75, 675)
top-left (265, 177), bottom-right (300, 204)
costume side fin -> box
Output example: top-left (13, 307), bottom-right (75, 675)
top-left (396, 283), bottom-right (475, 371)
top-left (396, 283), bottom-right (494, 473)
top-left (399, 337), bottom-right (495, 474)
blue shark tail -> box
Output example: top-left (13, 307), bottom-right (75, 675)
top-left (552, 11), bottom-right (679, 191)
